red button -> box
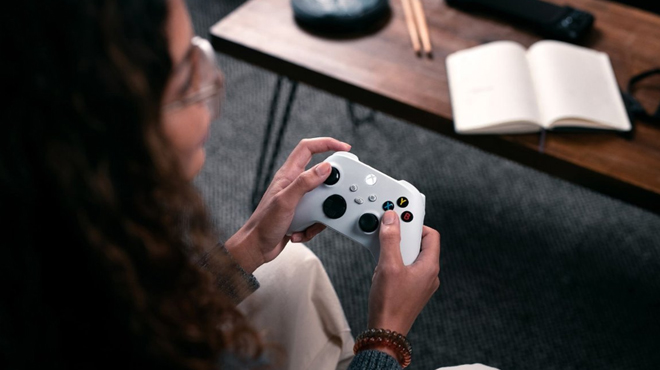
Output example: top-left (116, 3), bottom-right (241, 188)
top-left (401, 211), bottom-right (413, 223)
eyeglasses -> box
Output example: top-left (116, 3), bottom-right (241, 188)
top-left (163, 36), bottom-right (223, 121)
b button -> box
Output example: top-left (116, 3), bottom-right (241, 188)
top-left (397, 197), bottom-right (409, 208)
top-left (401, 211), bottom-right (413, 223)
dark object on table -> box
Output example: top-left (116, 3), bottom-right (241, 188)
top-left (291, 0), bottom-right (391, 34)
top-left (610, 0), bottom-right (660, 15)
top-left (621, 68), bottom-right (660, 129)
top-left (446, 0), bottom-right (594, 42)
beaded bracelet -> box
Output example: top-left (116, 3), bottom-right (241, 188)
top-left (353, 328), bottom-right (412, 368)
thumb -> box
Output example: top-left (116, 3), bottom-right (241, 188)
top-left (378, 211), bottom-right (403, 266)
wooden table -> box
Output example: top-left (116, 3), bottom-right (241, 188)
top-left (210, 0), bottom-right (660, 213)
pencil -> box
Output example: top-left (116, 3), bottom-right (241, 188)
top-left (401, 0), bottom-right (421, 54)
top-left (411, 0), bottom-right (432, 55)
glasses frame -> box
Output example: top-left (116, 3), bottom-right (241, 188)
top-left (163, 36), bottom-right (223, 120)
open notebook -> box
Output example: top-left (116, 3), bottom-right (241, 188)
top-left (446, 40), bottom-right (631, 134)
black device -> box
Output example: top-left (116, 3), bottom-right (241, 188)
top-left (446, 0), bottom-right (594, 42)
top-left (291, 0), bottom-right (390, 34)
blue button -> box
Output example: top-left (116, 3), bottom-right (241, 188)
top-left (382, 201), bottom-right (395, 211)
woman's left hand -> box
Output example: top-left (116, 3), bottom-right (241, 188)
top-left (225, 137), bottom-right (351, 273)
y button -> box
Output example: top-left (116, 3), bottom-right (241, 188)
top-left (397, 197), bottom-right (409, 208)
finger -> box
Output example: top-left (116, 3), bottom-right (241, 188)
top-left (377, 210), bottom-right (404, 267)
top-left (290, 223), bottom-right (326, 243)
top-left (413, 226), bottom-right (441, 269)
top-left (303, 223), bottom-right (326, 241)
top-left (278, 162), bottom-right (333, 205)
top-left (278, 138), bottom-right (351, 180)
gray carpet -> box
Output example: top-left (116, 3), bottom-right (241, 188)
top-left (189, 1), bottom-right (660, 368)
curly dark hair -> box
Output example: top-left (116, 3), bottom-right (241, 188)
top-left (1, 1), bottom-right (264, 369)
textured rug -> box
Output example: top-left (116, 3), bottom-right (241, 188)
top-left (189, 1), bottom-right (660, 368)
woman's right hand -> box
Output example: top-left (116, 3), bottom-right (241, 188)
top-left (367, 210), bottom-right (441, 336)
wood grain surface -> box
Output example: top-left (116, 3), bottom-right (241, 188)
top-left (210, 0), bottom-right (660, 212)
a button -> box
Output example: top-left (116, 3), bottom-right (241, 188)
top-left (368, 195), bottom-right (377, 202)
top-left (322, 194), bottom-right (347, 219)
top-left (401, 211), bottom-right (413, 223)
top-left (397, 197), bottom-right (409, 208)
top-left (355, 198), bottom-right (364, 205)
top-left (365, 174), bottom-right (377, 186)
top-left (382, 201), bottom-right (395, 211)
top-left (349, 184), bottom-right (358, 192)
top-left (324, 167), bottom-right (340, 186)
top-left (359, 213), bottom-right (379, 233)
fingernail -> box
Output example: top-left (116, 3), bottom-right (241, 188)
top-left (316, 163), bottom-right (330, 176)
top-left (383, 211), bottom-right (396, 225)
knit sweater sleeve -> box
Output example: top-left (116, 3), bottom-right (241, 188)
top-left (347, 350), bottom-right (403, 370)
top-left (198, 243), bottom-right (260, 305)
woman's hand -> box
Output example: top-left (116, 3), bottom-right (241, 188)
top-left (368, 211), bottom-right (441, 336)
top-left (224, 137), bottom-right (351, 273)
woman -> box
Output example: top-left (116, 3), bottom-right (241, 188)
top-left (1, 0), bottom-right (440, 369)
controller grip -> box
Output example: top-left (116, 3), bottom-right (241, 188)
top-left (287, 191), bottom-right (318, 235)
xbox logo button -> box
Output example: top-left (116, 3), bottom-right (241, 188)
top-left (365, 174), bottom-right (377, 185)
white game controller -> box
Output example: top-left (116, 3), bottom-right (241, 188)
top-left (288, 152), bottom-right (426, 265)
